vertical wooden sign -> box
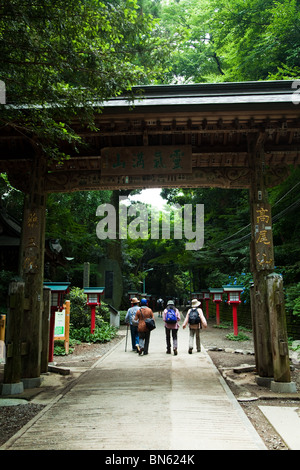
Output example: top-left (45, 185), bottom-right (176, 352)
top-left (252, 202), bottom-right (274, 271)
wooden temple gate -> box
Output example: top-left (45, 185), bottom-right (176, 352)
top-left (0, 80), bottom-right (299, 393)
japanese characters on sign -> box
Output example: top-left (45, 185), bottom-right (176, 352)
top-left (54, 310), bottom-right (66, 338)
top-left (101, 146), bottom-right (192, 175)
top-left (23, 211), bottom-right (39, 274)
top-left (254, 203), bottom-right (274, 271)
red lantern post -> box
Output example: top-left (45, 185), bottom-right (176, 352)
top-left (223, 285), bottom-right (243, 336)
top-left (84, 287), bottom-right (105, 334)
top-left (209, 288), bottom-right (223, 325)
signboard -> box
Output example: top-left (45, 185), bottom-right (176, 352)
top-left (101, 146), bottom-right (192, 175)
top-left (54, 309), bottom-right (66, 338)
top-left (53, 301), bottom-right (70, 354)
top-left (253, 202), bottom-right (274, 271)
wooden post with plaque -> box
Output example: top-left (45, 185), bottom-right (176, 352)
top-left (249, 134), bottom-right (291, 385)
top-left (18, 153), bottom-right (47, 387)
top-left (249, 134), bottom-right (274, 379)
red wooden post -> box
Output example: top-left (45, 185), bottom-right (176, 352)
top-left (232, 304), bottom-right (238, 336)
top-left (209, 288), bottom-right (223, 325)
top-left (84, 287), bottom-right (105, 334)
top-left (215, 302), bottom-right (220, 325)
top-left (223, 285), bottom-right (243, 336)
top-left (90, 305), bottom-right (96, 334)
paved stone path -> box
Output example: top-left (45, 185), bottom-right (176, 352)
top-left (2, 316), bottom-right (266, 450)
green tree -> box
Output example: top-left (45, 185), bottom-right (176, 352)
top-left (45, 190), bottom-right (113, 282)
top-left (206, 0), bottom-right (300, 81)
top-left (0, 0), bottom-right (168, 160)
top-left (158, 0), bottom-right (225, 83)
top-left (156, 0), bottom-right (300, 83)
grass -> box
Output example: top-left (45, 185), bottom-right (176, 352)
top-left (225, 332), bottom-right (250, 341)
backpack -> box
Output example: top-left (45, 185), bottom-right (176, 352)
top-left (165, 307), bottom-right (177, 324)
top-left (188, 308), bottom-right (201, 325)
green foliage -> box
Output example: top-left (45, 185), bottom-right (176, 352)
top-left (213, 323), bottom-right (231, 330)
top-left (62, 287), bottom-right (117, 348)
top-left (68, 287), bottom-right (112, 329)
top-left (290, 341), bottom-right (300, 351)
top-left (119, 311), bottom-right (128, 324)
top-left (53, 338), bottom-right (79, 356)
top-left (68, 287), bottom-right (91, 329)
top-left (285, 283), bottom-right (300, 318)
top-left (70, 325), bottom-right (117, 343)
top-left (1, 0), bottom-right (170, 160)
top-left (152, 0), bottom-right (300, 83)
top-left (226, 332), bottom-right (250, 342)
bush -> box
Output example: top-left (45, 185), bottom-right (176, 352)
top-left (68, 286), bottom-right (110, 329)
top-left (226, 332), bottom-right (250, 341)
top-left (68, 287), bottom-right (91, 328)
top-left (70, 325), bottom-right (117, 343)
top-left (54, 338), bottom-right (79, 355)
top-left (63, 287), bottom-right (117, 352)
top-left (285, 283), bottom-right (300, 318)
top-left (119, 310), bottom-right (127, 324)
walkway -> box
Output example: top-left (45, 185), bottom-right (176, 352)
top-left (1, 315), bottom-right (266, 450)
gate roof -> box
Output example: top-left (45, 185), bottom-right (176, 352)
top-left (0, 80), bottom-right (299, 192)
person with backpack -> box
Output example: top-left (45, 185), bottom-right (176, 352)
top-left (125, 297), bottom-right (140, 352)
top-left (163, 300), bottom-right (181, 355)
top-left (157, 297), bottom-right (164, 317)
top-left (134, 298), bottom-right (155, 356)
top-left (183, 299), bottom-right (207, 354)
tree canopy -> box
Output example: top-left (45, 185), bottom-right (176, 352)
top-left (143, 0), bottom-right (300, 83)
top-left (0, 0), bottom-right (169, 159)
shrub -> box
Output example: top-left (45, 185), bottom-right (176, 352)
top-left (68, 286), bottom-right (110, 329)
top-left (70, 325), bottom-right (117, 343)
top-left (226, 332), bottom-right (250, 341)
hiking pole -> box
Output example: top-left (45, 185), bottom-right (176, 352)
top-left (125, 324), bottom-right (129, 352)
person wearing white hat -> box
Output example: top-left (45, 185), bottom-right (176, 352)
top-left (125, 297), bottom-right (140, 351)
top-left (183, 299), bottom-right (207, 354)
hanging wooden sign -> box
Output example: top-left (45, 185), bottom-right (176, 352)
top-left (101, 146), bottom-right (192, 175)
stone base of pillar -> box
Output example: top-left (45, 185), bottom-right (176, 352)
top-left (22, 377), bottom-right (42, 389)
top-left (1, 382), bottom-right (24, 395)
top-left (255, 375), bottom-right (274, 388)
top-left (270, 381), bottom-right (297, 393)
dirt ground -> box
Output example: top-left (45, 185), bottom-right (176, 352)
top-left (0, 318), bottom-right (299, 450)
top-left (201, 323), bottom-right (300, 451)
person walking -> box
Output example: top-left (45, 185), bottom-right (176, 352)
top-left (125, 297), bottom-right (140, 352)
top-left (134, 298), bottom-right (155, 355)
top-left (157, 297), bottom-right (164, 317)
top-left (183, 299), bottom-right (207, 354)
top-left (163, 300), bottom-right (181, 355)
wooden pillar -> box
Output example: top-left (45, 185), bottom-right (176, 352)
top-left (2, 282), bottom-right (25, 394)
top-left (249, 133), bottom-right (274, 378)
top-left (267, 273), bottom-right (291, 383)
top-left (19, 153), bottom-right (46, 385)
top-left (248, 134), bottom-right (291, 382)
